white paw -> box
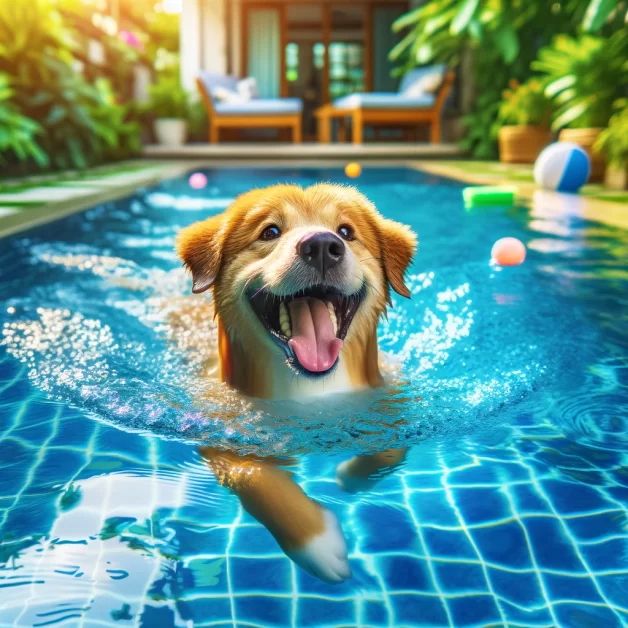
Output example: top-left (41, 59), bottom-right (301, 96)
top-left (336, 460), bottom-right (381, 494)
top-left (287, 509), bottom-right (351, 584)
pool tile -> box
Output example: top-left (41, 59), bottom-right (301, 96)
top-left (139, 604), bottom-right (178, 627)
top-left (553, 601), bottom-right (624, 628)
top-left (509, 483), bottom-right (550, 514)
top-left (580, 537), bottom-right (628, 572)
top-left (544, 572), bottom-right (601, 604)
top-left (524, 517), bottom-right (584, 571)
top-left (231, 556), bottom-right (291, 592)
top-left (376, 555), bottom-right (433, 592)
top-left (565, 510), bottom-right (628, 542)
top-left (448, 593), bottom-right (501, 627)
top-left (390, 593), bottom-right (449, 627)
top-left (182, 596), bottom-right (233, 625)
top-left (433, 560), bottom-right (487, 594)
top-left (498, 599), bottom-right (554, 627)
top-left (297, 597), bottom-right (354, 627)
top-left (409, 490), bottom-right (458, 527)
top-left (454, 487), bottom-right (510, 526)
top-left (358, 504), bottom-right (421, 554)
top-left (489, 567), bottom-right (543, 607)
top-left (422, 527), bottom-right (477, 560)
top-left (471, 521), bottom-right (532, 569)
top-left (542, 479), bottom-right (611, 515)
top-left (363, 600), bottom-right (389, 626)
top-left (235, 594), bottom-right (292, 626)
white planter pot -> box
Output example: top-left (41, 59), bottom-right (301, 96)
top-left (154, 118), bottom-right (187, 147)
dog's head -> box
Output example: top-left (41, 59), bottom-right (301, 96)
top-left (177, 183), bottom-right (416, 380)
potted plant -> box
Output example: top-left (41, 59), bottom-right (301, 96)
top-left (147, 75), bottom-right (189, 147)
top-left (533, 32), bottom-right (628, 182)
top-left (594, 100), bottom-right (628, 190)
top-left (497, 79), bottom-right (552, 163)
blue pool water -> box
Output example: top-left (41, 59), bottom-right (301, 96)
top-left (0, 167), bottom-right (627, 627)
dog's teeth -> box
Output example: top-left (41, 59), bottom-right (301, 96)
top-left (280, 302), bottom-right (288, 318)
top-left (327, 301), bottom-right (338, 335)
top-left (280, 321), bottom-right (292, 337)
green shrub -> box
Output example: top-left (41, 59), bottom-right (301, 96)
top-left (0, 0), bottom-right (140, 171)
top-left (0, 74), bottom-right (48, 167)
top-left (594, 100), bottom-right (628, 168)
top-left (533, 32), bottom-right (628, 130)
top-left (498, 79), bottom-right (552, 127)
top-left (147, 75), bottom-right (189, 119)
top-left (389, 0), bottom-right (612, 158)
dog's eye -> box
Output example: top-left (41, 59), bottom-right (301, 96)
top-left (259, 225), bottom-right (281, 241)
top-left (337, 225), bottom-right (355, 241)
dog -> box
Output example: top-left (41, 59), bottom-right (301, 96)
top-left (177, 183), bottom-right (416, 583)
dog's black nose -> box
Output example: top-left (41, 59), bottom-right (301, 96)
top-left (298, 232), bottom-right (345, 278)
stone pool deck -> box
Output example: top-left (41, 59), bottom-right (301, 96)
top-left (0, 158), bottom-right (626, 237)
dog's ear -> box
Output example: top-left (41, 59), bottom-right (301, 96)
top-left (379, 218), bottom-right (417, 299)
top-left (177, 214), bottom-right (225, 293)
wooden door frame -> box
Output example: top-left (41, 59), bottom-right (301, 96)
top-left (239, 1), bottom-right (410, 102)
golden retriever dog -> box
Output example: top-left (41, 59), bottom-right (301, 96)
top-left (177, 183), bottom-right (415, 583)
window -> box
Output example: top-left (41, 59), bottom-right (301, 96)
top-left (329, 43), bottom-right (364, 98)
top-left (285, 42), bottom-right (299, 82)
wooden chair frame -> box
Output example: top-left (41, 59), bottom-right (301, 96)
top-left (315, 72), bottom-right (456, 145)
top-left (196, 78), bottom-right (302, 144)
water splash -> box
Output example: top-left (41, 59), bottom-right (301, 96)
top-left (1, 243), bottom-right (575, 456)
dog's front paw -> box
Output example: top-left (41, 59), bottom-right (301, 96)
top-left (336, 459), bottom-right (381, 494)
top-left (287, 509), bottom-right (351, 584)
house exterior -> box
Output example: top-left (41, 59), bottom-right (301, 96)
top-left (180, 0), bottom-right (420, 103)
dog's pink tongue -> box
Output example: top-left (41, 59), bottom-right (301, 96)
top-left (288, 298), bottom-right (342, 372)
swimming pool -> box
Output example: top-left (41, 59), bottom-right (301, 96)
top-left (0, 166), bottom-right (627, 627)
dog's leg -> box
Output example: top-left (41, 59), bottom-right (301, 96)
top-left (336, 448), bottom-right (407, 494)
top-left (199, 447), bottom-right (351, 584)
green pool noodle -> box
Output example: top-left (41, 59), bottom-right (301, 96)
top-left (463, 186), bottom-right (518, 208)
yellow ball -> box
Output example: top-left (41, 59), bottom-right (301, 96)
top-left (345, 162), bottom-right (362, 178)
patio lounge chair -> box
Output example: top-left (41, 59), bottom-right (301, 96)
top-left (196, 73), bottom-right (303, 144)
top-left (315, 65), bottom-right (455, 145)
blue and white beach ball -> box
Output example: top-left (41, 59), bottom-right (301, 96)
top-left (533, 142), bottom-right (591, 192)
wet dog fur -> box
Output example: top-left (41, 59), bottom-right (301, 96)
top-left (177, 183), bottom-right (415, 583)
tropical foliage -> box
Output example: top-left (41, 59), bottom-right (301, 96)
top-left (533, 31), bottom-right (628, 130)
top-left (0, 0), bottom-right (141, 172)
top-left (595, 100), bottom-right (628, 168)
top-left (0, 74), bottom-right (48, 166)
top-left (391, 0), bottom-right (627, 158)
top-left (498, 79), bottom-right (551, 127)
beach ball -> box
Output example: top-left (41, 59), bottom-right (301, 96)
top-left (533, 142), bottom-right (590, 193)
top-left (345, 162), bottom-right (362, 178)
top-left (492, 237), bottom-right (526, 266)
top-left (189, 172), bottom-right (208, 189)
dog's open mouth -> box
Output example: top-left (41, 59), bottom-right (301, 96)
top-left (248, 284), bottom-right (365, 376)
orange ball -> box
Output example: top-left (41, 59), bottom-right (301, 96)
top-left (345, 162), bottom-right (362, 178)
top-left (492, 237), bottom-right (526, 266)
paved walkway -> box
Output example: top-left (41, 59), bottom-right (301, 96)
top-left (0, 161), bottom-right (193, 239)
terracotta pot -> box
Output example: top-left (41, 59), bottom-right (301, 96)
top-left (498, 125), bottom-right (552, 164)
top-left (558, 128), bottom-right (605, 182)
top-left (604, 163), bottom-right (628, 190)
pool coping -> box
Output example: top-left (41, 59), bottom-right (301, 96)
top-left (410, 160), bottom-right (628, 231)
top-left (1, 159), bottom-right (626, 239)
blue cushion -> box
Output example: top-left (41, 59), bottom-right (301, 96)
top-left (399, 64), bottom-right (447, 95)
top-left (332, 93), bottom-right (435, 110)
top-left (215, 98), bottom-right (303, 115)
top-left (198, 72), bottom-right (239, 99)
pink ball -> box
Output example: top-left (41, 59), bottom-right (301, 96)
top-left (491, 237), bottom-right (526, 266)
top-left (188, 172), bottom-right (208, 190)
